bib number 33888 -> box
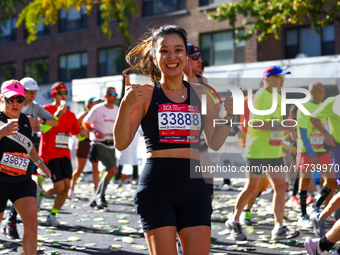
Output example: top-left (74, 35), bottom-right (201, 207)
top-left (158, 104), bottom-right (201, 131)
top-left (159, 112), bottom-right (200, 130)
top-left (158, 103), bottom-right (201, 144)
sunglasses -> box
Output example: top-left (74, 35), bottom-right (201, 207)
top-left (4, 96), bottom-right (25, 104)
top-left (57, 90), bottom-right (68, 95)
top-left (107, 92), bottom-right (118, 97)
top-left (189, 54), bottom-right (202, 61)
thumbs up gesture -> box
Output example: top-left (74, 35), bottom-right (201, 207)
top-left (123, 74), bottom-right (145, 105)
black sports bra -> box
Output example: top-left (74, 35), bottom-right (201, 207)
top-left (141, 81), bottom-right (204, 152)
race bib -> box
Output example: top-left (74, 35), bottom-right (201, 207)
top-left (269, 131), bottom-right (284, 146)
top-left (311, 133), bottom-right (324, 149)
top-left (55, 132), bottom-right (69, 149)
top-left (104, 134), bottom-right (113, 140)
top-left (158, 103), bottom-right (201, 143)
top-left (0, 152), bottom-right (29, 176)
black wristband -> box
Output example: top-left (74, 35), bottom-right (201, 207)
top-left (42, 118), bottom-right (47, 124)
top-left (227, 113), bottom-right (235, 117)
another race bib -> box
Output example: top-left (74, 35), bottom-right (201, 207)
top-left (55, 132), bottom-right (69, 149)
top-left (311, 133), bottom-right (324, 149)
top-left (0, 152), bottom-right (29, 176)
top-left (269, 131), bottom-right (284, 146)
top-left (158, 103), bottom-right (201, 143)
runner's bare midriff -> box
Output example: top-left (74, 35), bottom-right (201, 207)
top-left (147, 148), bottom-right (200, 160)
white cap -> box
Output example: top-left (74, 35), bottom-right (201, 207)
top-left (20, 77), bottom-right (40, 91)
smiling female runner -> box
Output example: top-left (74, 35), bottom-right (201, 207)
top-left (113, 25), bottom-right (234, 255)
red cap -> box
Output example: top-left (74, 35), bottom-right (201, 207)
top-left (51, 83), bottom-right (67, 98)
top-left (1, 82), bottom-right (26, 98)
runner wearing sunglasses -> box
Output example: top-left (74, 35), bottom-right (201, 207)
top-left (184, 43), bottom-right (207, 84)
top-left (36, 82), bottom-right (85, 227)
top-left (0, 79), bottom-right (51, 255)
top-left (2, 77), bottom-right (59, 240)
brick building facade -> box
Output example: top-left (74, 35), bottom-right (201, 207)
top-left (0, 0), bottom-right (339, 86)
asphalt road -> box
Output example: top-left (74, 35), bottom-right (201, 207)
top-left (0, 178), bottom-right (337, 255)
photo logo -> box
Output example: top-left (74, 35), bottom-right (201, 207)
top-left (202, 85), bottom-right (312, 116)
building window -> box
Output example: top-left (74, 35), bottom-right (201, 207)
top-left (59, 7), bottom-right (87, 32)
top-left (98, 47), bottom-right (123, 77)
top-left (0, 17), bottom-right (17, 44)
top-left (24, 58), bottom-right (49, 84)
top-left (0, 63), bottom-right (16, 82)
top-left (24, 18), bottom-right (49, 38)
top-left (143, 0), bottom-right (186, 17)
top-left (200, 0), bottom-right (229, 6)
top-left (59, 52), bottom-right (87, 82)
top-left (200, 30), bottom-right (245, 66)
top-left (285, 24), bottom-right (335, 59)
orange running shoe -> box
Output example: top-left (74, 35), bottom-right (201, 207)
top-left (287, 195), bottom-right (300, 207)
top-left (306, 195), bottom-right (314, 205)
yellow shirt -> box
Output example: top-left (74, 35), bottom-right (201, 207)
top-left (246, 88), bottom-right (283, 159)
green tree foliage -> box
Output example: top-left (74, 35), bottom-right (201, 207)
top-left (15, 0), bottom-right (139, 43)
top-left (205, 0), bottom-right (340, 41)
top-left (0, 0), bottom-right (23, 21)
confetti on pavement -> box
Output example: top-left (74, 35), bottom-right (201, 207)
top-left (0, 178), bottom-right (337, 254)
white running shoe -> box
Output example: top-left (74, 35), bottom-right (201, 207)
top-left (297, 214), bottom-right (313, 228)
top-left (46, 214), bottom-right (60, 227)
top-left (67, 188), bottom-right (75, 200)
top-left (304, 237), bottom-right (329, 255)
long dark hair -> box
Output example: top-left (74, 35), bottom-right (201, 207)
top-left (124, 25), bottom-right (189, 82)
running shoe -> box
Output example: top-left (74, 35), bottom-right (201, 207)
top-left (112, 181), bottom-right (122, 189)
top-left (89, 200), bottom-right (97, 208)
top-left (287, 195), bottom-right (300, 207)
top-left (131, 179), bottom-right (139, 185)
top-left (271, 226), bottom-right (300, 240)
top-left (37, 190), bottom-right (44, 211)
top-left (326, 215), bottom-right (336, 224)
top-left (2, 218), bottom-right (19, 239)
top-left (311, 213), bottom-right (326, 238)
top-left (97, 196), bottom-right (108, 208)
top-left (225, 219), bottom-right (247, 240)
top-left (46, 214), bottom-right (60, 227)
top-left (93, 196), bottom-right (107, 209)
top-left (240, 210), bottom-right (253, 226)
top-left (67, 188), bottom-right (75, 200)
top-left (297, 214), bottom-right (313, 228)
top-left (304, 237), bottom-right (329, 255)
top-left (311, 206), bottom-right (321, 217)
top-left (307, 195), bottom-right (314, 205)
top-left (221, 184), bottom-right (236, 191)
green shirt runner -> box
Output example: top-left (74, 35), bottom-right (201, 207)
top-left (246, 88), bottom-right (283, 159)
top-left (312, 95), bottom-right (340, 143)
top-left (297, 101), bottom-right (326, 154)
